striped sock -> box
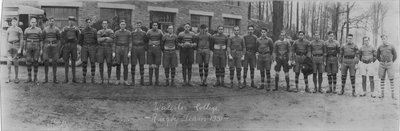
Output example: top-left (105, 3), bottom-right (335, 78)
top-left (266, 71), bottom-right (271, 84)
top-left (350, 76), bottom-right (356, 90)
top-left (204, 64), bottom-right (209, 78)
top-left (381, 79), bottom-right (385, 97)
top-left (295, 73), bottom-right (300, 87)
top-left (390, 79), bottom-right (395, 98)
top-left (236, 68), bottom-right (241, 81)
top-left (304, 75), bottom-right (309, 88)
top-left (229, 67), bottom-right (234, 81)
top-left (261, 70), bottom-right (265, 83)
top-left (199, 64), bottom-right (204, 79)
top-left (250, 68), bottom-right (255, 80)
top-left (91, 62), bottom-right (95, 77)
top-left (171, 68), bottom-right (176, 79)
top-left (342, 75), bottom-right (347, 88)
top-left (332, 74), bottom-right (337, 86)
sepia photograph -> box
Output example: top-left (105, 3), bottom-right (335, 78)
top-left (0, 0), bottom-right (399, 130)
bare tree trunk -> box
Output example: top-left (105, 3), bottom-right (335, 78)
top-left (248, 2), bottom-right (252, 20)
top-left (332, 2), bottom-right (340, 39)
top-left (273, 1), bottom-right (284, 41)
top-left (259, 1), bottom-right (262, 20)
top-left (290, 1), bottom-right (293, 30)
top-left (296, 1), bottom-right (299, 32)
top-left (346, 2), bottom-right (350, 37)
top-left (311, 2), bottom-right (316, 35)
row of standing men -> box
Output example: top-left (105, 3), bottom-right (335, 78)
top-left (5, 16), bottom-right (397, 99)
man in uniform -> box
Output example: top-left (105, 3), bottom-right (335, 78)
top-left (146, 21), bottom-right (163, 86)
top-left (131, 21), bottom-right (147, 86)
top-left (196, 24), bottom-right (212, 86)
top-left (273, 31), bottom-right (292, 91)
top-left (339, 34), bottom-right (359, 96)
top-left (358, 36), bottom-right (377, 97)
top-left (80, 19), bottom-right (98, 83)
top-left (377, 35), bottom-right (397, 100)
top-left (178, 23), bottom-right (196, 86)
top-left (291, 31), bottom-right (311, 93)
top-left (161, 25), bottom-right (178, 86)
top-left (325, 31), bottom-right (340, 93)
top-left (212, 26), bottom-right (228, 87)
top-left (309, 32), bottom-right (325, 93)
top-left (61, 16), bottom-right (80, 83)
top-left (97, 20), bottom-right (114, 84)
top-left (42, 17), bottom-right (61, 83)
top-left (227, 26), bottom-right (245, 88)
top-left (242, 25), bottom-right (258, 89)
top-left (6, 17), bottom-right (23, 83)
top-left (24, 17), bottom-right (42, 83)
top-left (113, 20), bottom-right (131, 85)
top-left (256, 28), bottom-right (274, 90)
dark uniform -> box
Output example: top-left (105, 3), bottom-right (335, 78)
top-left (61, 17), bottom-right (80, 83)
top-left (243, 34), bottom-right (258, 88)
top-left (42, 25), bottom-right (61, 83)
top-left (377, 43), bottom-right (397, 99)
top-left (114, 29), bottom-right (131, 84)
top-left (325, 39), bottom-right (340, 93)
top-left (131, 28), bottom-right (147, 85)
top-left (339, 42), bottom-right (359, 96)
top-left (273, 39), bottom-right (292, 91)
top-left (178, 31), bottom-right (196, 85)
top-left (161, 32), bottom-right (178, 86)
top-left (96, 27), bottom-right (114, 84)
top-left (24, 26), bottom-right (42, 83)
top-left (228, 35), bottom-right (245, 88)
top-left (6, 25), bottom-right (23, 83)
top-left (309, 39), bottom-right (326, 93)
top-left (196, 32), bottom-right (213, 86)
top-left (146, 29), bottom-right (163, 85)
top-left (256, 36), bottom-right (274, 90)
top-left (212, 33), bottom-right (228, 87)
top-left (292, 39), bottom-right (311, 92)
top-left (80, 26), bottom-right (98, 83)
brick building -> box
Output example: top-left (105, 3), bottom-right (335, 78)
top-left (2, 0), bottom-right (249, 36)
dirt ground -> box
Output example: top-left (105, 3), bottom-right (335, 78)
top-left (1, 64), bottom-right (399, 130)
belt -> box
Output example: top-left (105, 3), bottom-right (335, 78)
top-left (296, 52), bottom-right (307, 56)
top-left (380, 60), bottom-right (392, 63)
top-left (259, 52), bottom-right (271, 54)
top-left (26, 39), bottom-right (40, 42)
top-left (326, 54), bottom-right (337, 57)
top-left (150, 45), bottom-right (160, 47)
top-left (133, 45), bottom-right (145, 47)
top-left (46, 41), bottom-right (58, 44)
top-left (344, 55), bottom-right (355, 59)
top-left (164, 49), bottom-right (176, 52)
top-left (313, 54), bottom-right (323, 57)
top-left (246, 50), bottom-right (257, 53)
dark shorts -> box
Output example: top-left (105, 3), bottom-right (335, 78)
top-left (131, 46), bottom-right (146, 65)
top-left (196, 48), bottom-right (211, 64)
top-left (115, 46), bottom-right (129, 65)
top-left (243, 52), bottom-right (257, 68)
top-left (147, 46), bottom-right (162, 65)
top-left (96, 46), bottom-right (113, 63)
top-left (325, 56), bottom-right (338, 74)
top-left (275, 57), bottom-right (289, 72)
top-left (81, 45), bottom-right (97, 63)
top-left (163, 50), bottom-right (178, 68)
top-left (180, 49), bottom-right (194, 66)
top-left (312, 56), bottom-right (325, 73)
top-left (62, 41), bottom-right (78, 62)
top-left (212, 50), bottom-right (227, 68)
top-left (25, 42), bottom-right (41, 64)
top-left (228, 50), bottom-right (243, 68)
top-left (257, 54), bottom-right (272, 70)
top-left (341, 58), bottom-right (357, 76)
top-left (293, 55), bottom-right (307, 73)
top-left (379, 61), bottom-right (395, 79)
top-left (43, 43), bottom-right (60, 60)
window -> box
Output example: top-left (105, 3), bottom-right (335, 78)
top-left (225, 1), bottom-right (240, 6)
top-left (100, 8), bottom-right (132, 30)
top-left (223, 18), bottom-right (240, 36)
top-left (42, 7), bottom-right (78, 28)
top-left (150, 11), bottom-right (175, 32)
top-left (191, 15), bottom-right (211, 33)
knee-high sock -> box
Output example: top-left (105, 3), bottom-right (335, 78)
top-left (318, 73), bottom-right (323, 88)
top-left (341, 75), bottom-right (347, 88)
top-left (71, 61), bottom-right (76, 79)
top-left (237, 68), bottom-right (241, 81)
top-left (313, 73), bottom-right (318, 88)
top-left (327, 74), bottom-right (332, 86)
top-left (215, 68), bottom-right (219, 78)
top-left (116, 65), bottom-right (121, 80)
top-left (369, 76), bottom-right (375, 92)
top-left (350, 76), bottom-right (355, 90)
top-left (107, 63), bottom-right (112, 79)
top-left (52, 61), bottom-right (57, 80)
top-left (182, 67), bottom-right (187, 82)
top-left (266, 70), bottom-right (271, 84)
top-left (381, 79), bottom-right (385, 97)
top-left (229, 67), bottom-right (235, 81)
top-left (199, 64), bottom-right (204, 79)
top-left (304, 75), bottom-right (309, 88)
top-left (123, 64), bottom-right (128, 81)
top-left (155, 66), bottom-right (159, 82)
top-left (82, 61), bottom-right (88, 78)
top-left (390, 79), bottom-right (395, 98)
top-left (149, 66), bottom-right (153, 82)
top-left (33, 61), bottom-right (38, 79)
top-left (64, 62), bottom-right (68, 80)
top-left (139, 65), bottom-right (145, 79)
top-left (204, 64), bottom-right (209, 78)
top-left (99, 63), bottom-right (104, 79)
top-left (332, 74), bottom-right (337, 86)
top-left (221, 68), bottom-right (225, 79)
top-left (165, 68), bottom-right (170, 79)
top-left (275, 73), bottom-right (279, 88)
top-left (187, 65), bottom-right (192, 82)
top-left (131, 65), bottom-right (136, 81)
top-left (261, 70), bottom-right (265, 83)
top-left (295, 73), bottom-right (300, 86)
top-left (285, 73), bottom-right (290, 87)
top-left (171, 68), bottom-right (176, 80)
top-left (91, 62), bottom-right (95, 77)
top-left (44, 61), bottom-right (49, 79)
top-left (14, 60), bottom-right (19, 79)
top-left (7, 61), bottom-right (11, 79)
top-left (27, 65), bottom-right (32, 79)
top-left (362, 76), bottom-right (367, 92)
top-left (243, 68), bottom-right (248, 80)
top-left (250, 68), bottom-right (255, 80)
